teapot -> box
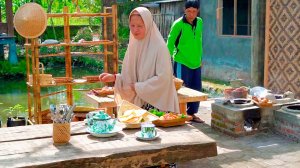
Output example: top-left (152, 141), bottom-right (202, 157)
top-left (87, 110), bottom-right (116, 134)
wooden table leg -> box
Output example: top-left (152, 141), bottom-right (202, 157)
top-left (106, 107), bottom-right (114, 117)
top-left (179, 103), bottom-right (187, 115)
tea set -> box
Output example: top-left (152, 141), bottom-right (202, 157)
top-left (86, 110), bottom-right (159, 140)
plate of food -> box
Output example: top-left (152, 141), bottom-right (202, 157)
top-left (152, 113), bottom-right (192, 127)
top-left (117, 100), bottom-right (159, 129)
top-left (90, 86), bottom-right (114, 97)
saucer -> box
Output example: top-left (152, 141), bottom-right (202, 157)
top-left (135, 131), bottom-right (159, 141)
top-left (87, 126), bottom-right (122, 138)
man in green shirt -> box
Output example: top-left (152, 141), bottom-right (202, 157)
top-left (167, 0), bottom-right (204, 123)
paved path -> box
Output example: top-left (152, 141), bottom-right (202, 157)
top-left (177, 100), bottom-right (300, 168)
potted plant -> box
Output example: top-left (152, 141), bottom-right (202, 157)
top-left (2, 104), bottom-right (27, 127)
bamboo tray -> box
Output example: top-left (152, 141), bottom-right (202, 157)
top-left (153, 115), bottom-right (192, 127)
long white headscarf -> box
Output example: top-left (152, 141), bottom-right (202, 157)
top-left (114, 7), bottom-right (179, 113)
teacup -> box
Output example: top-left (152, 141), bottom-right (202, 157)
top-left (141, 122), bottom-right (156, 139)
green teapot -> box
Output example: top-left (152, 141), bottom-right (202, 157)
top-left (87, 110), bottom-right (116, 134)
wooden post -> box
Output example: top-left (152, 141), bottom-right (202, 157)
top-left (251, 0), bottom-right (266, 86)
top-left (112, 5), bottom-right (118, 74)
top-left (264, 0), bottom-right (270, 87)
top-left (63, 6), bottom-right (73, 106)
top-left (102, 0), bottom-right (118, 74)
top-left (5, 0), bottom-right (14, 36)
top-left (103, 7), bottom-right (108, 73)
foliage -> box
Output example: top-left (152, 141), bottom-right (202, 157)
top-left (2, 104), bottom-right (27, 118)
top-left (0, 60), bottom-right (27, 79)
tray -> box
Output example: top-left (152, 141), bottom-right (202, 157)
top-left (153, 115), bottom-right (192, 127)
top-left (90, 87), bottom-right (114, 97)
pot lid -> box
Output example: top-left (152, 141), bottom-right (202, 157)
top-left (93, 111), bottom-right (111, 120)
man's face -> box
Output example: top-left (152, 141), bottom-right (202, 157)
top-left (185, 7), bottom-right (199, 22)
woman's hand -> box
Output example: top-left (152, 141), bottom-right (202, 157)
top-left (99, 73), bottom-right (116, 83)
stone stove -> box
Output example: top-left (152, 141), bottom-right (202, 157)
top-left (274, 104), bottom-right (300, 142)
top-left (211, 100), bottom-right (300, 137)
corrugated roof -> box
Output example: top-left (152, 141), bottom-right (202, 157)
top-left (155, 0), bottom-right (184, 4)
top-left (140, 2), bottom-right (159, 8)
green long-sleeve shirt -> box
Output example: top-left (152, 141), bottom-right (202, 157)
top-left (167, 15), bottom-right (203, 69)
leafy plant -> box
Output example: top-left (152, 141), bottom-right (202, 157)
top-left (2, 104), bottom-right (27, 120)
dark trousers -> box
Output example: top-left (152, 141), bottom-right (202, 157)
top-left (174, 62), bottom-right (202, 115)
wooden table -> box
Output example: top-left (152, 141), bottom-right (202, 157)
top-left (86, 87), bottom-right (208, 116)
top-left (0, 122), bottom-right (217, 167)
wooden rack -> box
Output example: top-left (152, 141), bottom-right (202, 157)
top-left (25, 5), bottom-right (118, 124)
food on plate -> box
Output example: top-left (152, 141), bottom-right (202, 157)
top-left (90, 86), bottom-right (114, 96)
top-left (118, 109), bottom-right (158, 124)
top-left (252, 96), bottom-right (272, 107)
top-left (158, 113), bottom-right (187, 120)
top-left (149, 109), bottom-right (165, 117)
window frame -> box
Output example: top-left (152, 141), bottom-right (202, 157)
top-left (216, 0), bottom-right (252, 38)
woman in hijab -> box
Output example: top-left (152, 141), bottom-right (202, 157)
top-left (99, 7), bottom-right (179, 113)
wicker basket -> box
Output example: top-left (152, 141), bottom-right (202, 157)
top-left (52, 123), bottom-right (70, 144)
top-left (174, 77), bottom-right (183, 91)
top-left (28, 63), bottom-right (53, 85)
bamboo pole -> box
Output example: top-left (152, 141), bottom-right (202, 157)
top-left (112, 5), bottom-right (118, 74)
top-left (103, 7), bottom-right (108, 73)
top-left (63, 6), bottom-right (73, 106)
top-left (25, 38), bottom-right (32, 122)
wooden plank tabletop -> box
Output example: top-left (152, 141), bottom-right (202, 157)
top-left (0, 122), bottom-right (217, 168)
top-left (177, 87), bottom-right (208, 103)
top-left (85, 87), bottom-right (208, 107)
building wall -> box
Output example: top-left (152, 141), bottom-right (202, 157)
top-left (201, 0), bottom-right (252, 84)
top-left (265, 0), bottom-right (300, 98)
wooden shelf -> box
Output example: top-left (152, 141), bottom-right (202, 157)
top-left (25, 5), bottom-right (119, 124)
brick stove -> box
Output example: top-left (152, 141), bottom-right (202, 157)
top-left (274, 104), bottom-right (300, 142)
top-left (211, 100), bottom-right (300, 137)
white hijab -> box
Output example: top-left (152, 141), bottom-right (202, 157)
top-left (114, 7), bottom-right (179, 113)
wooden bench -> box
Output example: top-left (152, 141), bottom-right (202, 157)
top-left (85, 87), bottom-right (208, 116)
top-left (0, 122), bottom-right (217, 167)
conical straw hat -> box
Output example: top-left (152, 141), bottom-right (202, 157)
top-left (14, 3), bottom-right (47, 38)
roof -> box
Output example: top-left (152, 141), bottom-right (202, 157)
top-left (140, 2), bottom-right (159, 8)
top-left (155, 0), bottom-right (184, 4)
top-left (141, 0), bottom-right (184, 8)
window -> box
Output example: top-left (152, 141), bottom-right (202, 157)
top-left (217, 0), bottom-right (252, 36)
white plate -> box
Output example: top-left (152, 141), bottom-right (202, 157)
top-left (135, 131), bottom-right (159, 141)
top-left (87, 126), bottom-right (122, 138)
top-left (73, 79), bottom-right (87, 83)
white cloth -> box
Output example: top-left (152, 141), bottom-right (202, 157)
top-left (114, 7), bottom-right (179, 113)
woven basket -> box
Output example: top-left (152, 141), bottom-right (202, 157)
top-left (29, 63), bottom-right (53, 85)
top-left (53, 123), bottom-right (70, 144)
top-left (14, 3), bottom-right (47, 38)
top-left (174, 77), bottom-right (183, 91)
top-left (117, 100), bottom-right (144, 129)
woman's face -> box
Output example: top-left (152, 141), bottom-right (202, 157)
top-left (129, 14), bottom-right (146, 40)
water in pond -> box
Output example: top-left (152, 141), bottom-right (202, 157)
top-left (0, 66), bottom-right (104, 126)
